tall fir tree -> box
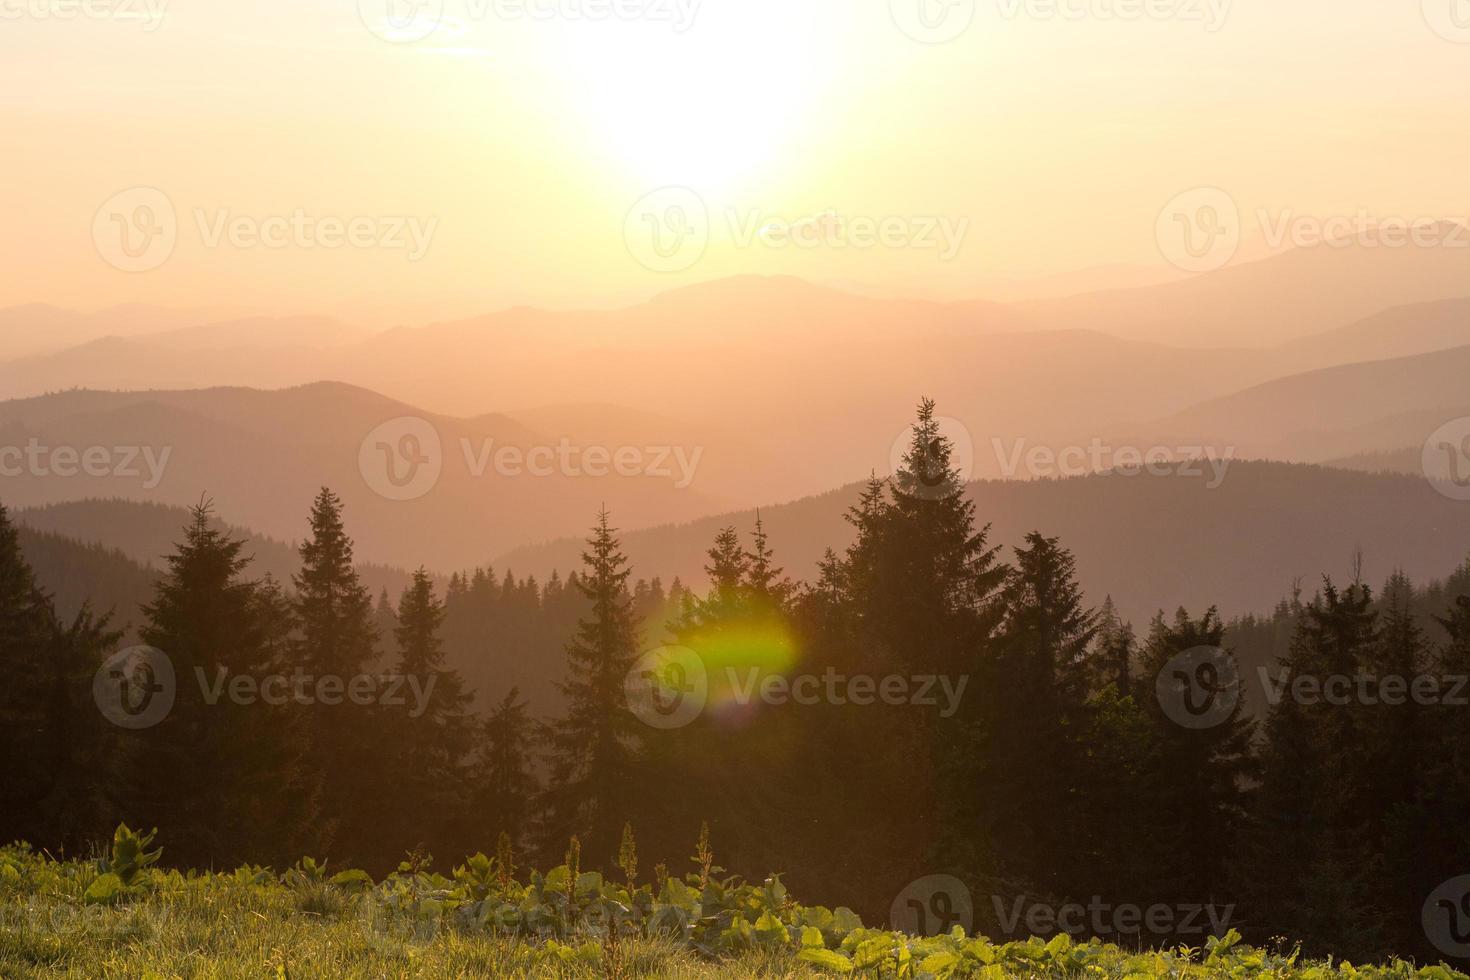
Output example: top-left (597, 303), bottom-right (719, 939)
top-left (1246, 579), bottom-right (1380, 960)
top-left (136, 501), bottom-right (301, 866)
top-left (1136, 607), bottom-right (1255, 906)
top-left (539, 509), bottom-right (644, 863)
top-left (292, 487), bottom-right (382, 862)
top-left (0, 501), bottom-right (62, 843)
top-left (0, 501), bottom-right (118, 850)
top-left (472, 687), bottom-right (539, 852)
top-left (745, 512), bottom-right (795, 611)
top-left (387, 568), bottom-right (473, 855)
top-left (977, 533), bottom-right (1099, 897)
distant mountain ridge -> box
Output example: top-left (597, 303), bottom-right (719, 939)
top-left (0, 382), bottom-right (727, 572)
top-left (497, 460), bottom-right (1470, 630)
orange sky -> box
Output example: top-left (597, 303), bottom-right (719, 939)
top-left (2, 0), bottom-right (1468, 325)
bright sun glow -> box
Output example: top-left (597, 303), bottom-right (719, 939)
top-left (538, 3), bottom-right (845, 192)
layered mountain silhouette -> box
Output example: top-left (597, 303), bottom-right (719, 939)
top-left (1021, 227), bottom-right (1470, 347)
top-left (497, 461), bottom-right (1470, 630)
top-left (6, 243), bottom-right (1470, 617)
top-left (0, 384), bottom-right (725, 571)
top-left (7, 259), bottom-right (1470, 502)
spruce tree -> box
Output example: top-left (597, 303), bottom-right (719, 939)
top-left (0, 501), bottom-right (61, 843)
top-left (746, 512), bottom-right (795, 611)
top-left (1093, 596), bottom-right (1136, 697)
top-left (474, 688), bottom-right (539, 851)
top-left (981, 533), bottom-right (1099, 894)
top-left (819, 403), bottom-right (1012, 889)
top-left (540, 509), bottom-right (643, 863)
top-left (1362, 571), bottom-right (1431, 958)
top-left (0, 502), bottom-right (117, 850)
top-left (136, 501), bottom-right (299, 866)
top-left (1137, 607), bottom-right (1254, 906)
top-left (1247, 579), bottom-right (1379, 960)
top-left (373, 587), bottom-right (399, 653)
top-left (292, 487), bottom-right (381, 861)
top-left (294, 488), bottom-right (378, 678)
top-left (388, 568), bottom-right (473, 854)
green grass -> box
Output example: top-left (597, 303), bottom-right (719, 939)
top-left (2, 834), bottom-right (1467, 979)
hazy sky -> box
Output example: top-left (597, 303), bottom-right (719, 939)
top-left (3, 0), bottom-right (1467, 324)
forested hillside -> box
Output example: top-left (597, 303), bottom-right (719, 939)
top-left (6, 402), bottom-right (1470, 967)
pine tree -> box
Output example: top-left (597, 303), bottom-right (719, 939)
top-left (135, 500), bottom-right (300, 866)
top-left (0, 501), bottom-right (61, 843)
top-left (815, 402), bottom-right (1010, 900)
top-left (292, 487), bottom-right (382, 861)
top-left (675, 526), bottom-right (750, 633)
top-left (1093, 595), bottom-right (1136, 697)
top-left (1246, 579), bottom-right (1379, 960)
top-left (979, 533), bottom-right (1100, 893)
top-left (1361, 572), bottom-right (1426, 822)
top-left (540, 509), bottom-right (644, 863)
top-left (838, 400), bottom-right (1008, 675)
top-left (373, 587), bottom-right (399, 653)
top-left (474, 688), bottom-right (539, 851)
top-left (1136, 607), bottom-right (1254, 906)
top-left (745, 512), bottom-right (795, 611)
top-left (1361, 571), bottom-right (1431, 958)
top-left (0, 502), bottom-right (118, 850)
top-left (294, 488), bottom-right (378, 678)
top-left (388, 568), bottom-right (473, 854)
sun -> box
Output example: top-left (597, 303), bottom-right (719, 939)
top-left (540, 2), bottom-right (841, 192)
